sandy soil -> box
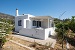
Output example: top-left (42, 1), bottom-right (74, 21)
top-left (3, 41), bottom-right (30, 50)
top-left (3, 35), bottom-right (75, 50)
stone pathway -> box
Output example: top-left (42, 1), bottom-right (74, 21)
top-left (11, 34), bottom-right (56, 48)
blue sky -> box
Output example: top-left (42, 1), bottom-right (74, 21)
top-left (0, 0), bottom-right (75, 19)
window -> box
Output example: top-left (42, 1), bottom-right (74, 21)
top-left (18, 20), bottom-right (22, 26)
top-left (33, 20), bottom-right (36, 26)
top-left (33, 20), bottom-right (41, 27)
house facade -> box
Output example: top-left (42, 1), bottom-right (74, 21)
top-left (15, 9), bottom-right (56, 40)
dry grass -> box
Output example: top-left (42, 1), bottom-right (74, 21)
top-left (4, 35), bottom-right (75, 50)
top-left (9, 36), bottom-right (32, 46)
top-left (3, 41), bottom-right (29, 50)
top-left (54, 42), bottom-right (75, 50)
top-left (7, 35), bottom-right (52, 50)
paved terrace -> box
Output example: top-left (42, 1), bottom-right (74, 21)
top-left (11, 34), bottom-right (56, 48)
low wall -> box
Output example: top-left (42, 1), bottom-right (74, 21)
top-left (19, 28), bottom-right (46, 40)
top-left (45, 27), bottom-right (56, 38)
top-left (19, 27), bottom-right (55, 40)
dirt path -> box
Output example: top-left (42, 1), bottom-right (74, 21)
top-left (3, 41), bottom-right (30, 50)
top-left (11, 34), bottom-right (56, 48)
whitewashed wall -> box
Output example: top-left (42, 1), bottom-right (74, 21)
top-left (15, 17), bottom-right (24, 32)
top-left (24, 19), bottom-right (32, 29)
top-left (48, 27), bottom-right (56, 36)
top-left (19, 27), bottom-right (55, 40)
top-left (19, 28), bottom-right (46, 40)
top-left (15, 15), bottom-right (28, 32)
top-left (45, 28), bottom-right (50, 39)
top-left (15, 14), bottom-right (35, 32)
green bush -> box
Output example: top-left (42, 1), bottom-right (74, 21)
top-left (0, 18), bottom-right (14, 48)
top-left (0, 37), bottom-right (6, 48)
top-left (69, 16), bottom-right (75, 33)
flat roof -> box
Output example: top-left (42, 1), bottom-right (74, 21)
top-left (30, 16), bottom-right (53, 19)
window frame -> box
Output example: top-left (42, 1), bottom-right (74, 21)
top-left (18, 20), bottom-right (22, 26)
top-left (33, 20), bottom-right (41, 27)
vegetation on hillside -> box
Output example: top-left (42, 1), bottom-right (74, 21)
top-left (0, 13), bottom-right (14, 20)
top-left (0, 13), bottom-right (14, 48)
top-left (55, 16), bottom-right (75, 49)
top-left (69, 16), bottom-right (75, 33)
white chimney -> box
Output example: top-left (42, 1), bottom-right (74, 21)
top-left (16, 8), bottom-right (19, 16)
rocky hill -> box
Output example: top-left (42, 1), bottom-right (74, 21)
top-left (0, 12), bottom-right (15, 20)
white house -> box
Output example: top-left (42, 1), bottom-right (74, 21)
top-left (15, 9), bottom-right (56, 40)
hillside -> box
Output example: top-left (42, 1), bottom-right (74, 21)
top-left (0, 12), bottom-right (15, 20)
top-left (0, 12), bottom-right (15, 33)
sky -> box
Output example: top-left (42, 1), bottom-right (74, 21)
top-left (0, 0), bottom-right (75, 19)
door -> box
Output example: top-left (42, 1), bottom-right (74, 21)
top-left (37, 21), bottom-right (41, 27)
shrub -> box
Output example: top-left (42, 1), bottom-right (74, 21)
top-left (0, 37), bottom-right (6, 48)
top-left (69, 16), bottom-right (75, 33)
